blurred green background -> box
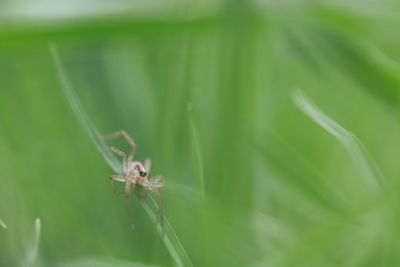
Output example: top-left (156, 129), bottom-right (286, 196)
top-left (1, 0), bottom-right (400, 266)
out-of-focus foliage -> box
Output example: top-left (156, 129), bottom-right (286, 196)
top-left (1, 0), bottom-right (400, 266)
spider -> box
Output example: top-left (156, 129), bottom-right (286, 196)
top-left (104, 130), bottom-right (163, 228)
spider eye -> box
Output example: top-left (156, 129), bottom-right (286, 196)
top-left (139, 171), bottom-right (147, 177)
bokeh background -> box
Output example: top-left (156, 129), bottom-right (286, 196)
top-left (1, 0), bottom-right (400, 266)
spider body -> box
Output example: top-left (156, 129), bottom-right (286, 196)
top-left (126, 161), bottom-right (147, 178)
top-left (104, 130), bottom-right (163, 227)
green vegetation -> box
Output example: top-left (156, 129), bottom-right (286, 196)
top-left (1, 1), bottom-right (400, 266)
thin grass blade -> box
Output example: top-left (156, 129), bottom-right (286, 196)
top-left (0, 219), bottom-right (6, 229)
top-left (59, 257), bottom-right (161, 267)
top-left (187, 103), bottom-right (207, 265)
top-left (49, 43), bottom-right (193, 267)
top-left (187, 103), bottom-right (205, 199)
top-left (292, 89), bottom-right (382, 191)
top-left (22, 218), bottom-right (41, 267)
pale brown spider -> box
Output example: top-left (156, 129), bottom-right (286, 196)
top-left (104, 130), bottom-right (163, 228)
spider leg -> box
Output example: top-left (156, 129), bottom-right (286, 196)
top-left (104, 130), bottom-right (137, 161)
top-left (127, 151), bottom-right (135, 163)
top-left (109, 175), bottom-right (126, 194)
top-left (125, 180), bottom-right (136, 229)
top-left (109, 146), bottom-right (128, 171)
top-left (151, 175), bottom-right (163, 185)
top-left (109, 146), bottom-right (126, 157)
top-left (144, 158), bottom-right (152, 174)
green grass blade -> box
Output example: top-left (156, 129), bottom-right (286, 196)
top-left (187, 103), bottom-right (207, 264)
top-left (22, 218), bottom-right (41, 267)
top-left (49, 44), bottom-right (193, 267)
top-left (187, 103), bottom-right (205, 199)
top-left (292, 89), bottom-right (381, 191)
top-left (0, 219), bottom-right (6, 229)
top-left (59, 257), bottom-right (161, 267)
